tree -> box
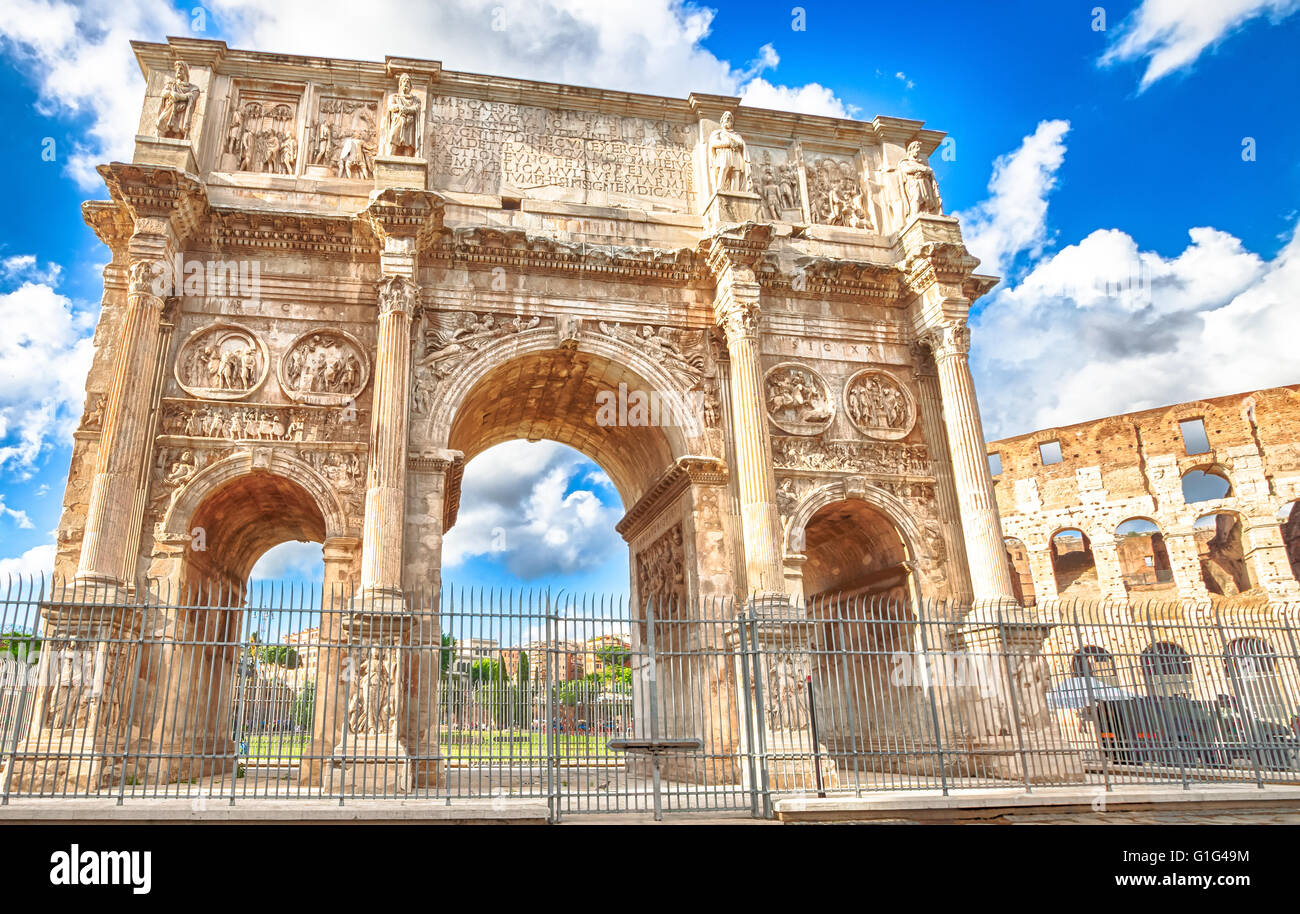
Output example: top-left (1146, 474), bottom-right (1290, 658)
top-left (0, 631), bottom-right (40, 662)
top-left (257, 645), bottom-right (300, 668)
top-left (292, 681), bottom-right (315, 730)
top-left (518, 650), bottom-right (530, 683)
top-left (440, 634), bottom-right (457, 678)
top-left (469, 658), bottom-right (505, 684)
top-left (597, 644), bottom-right (631, 669)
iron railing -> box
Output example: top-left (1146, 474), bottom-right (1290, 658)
top-left (1, 576), bottom-right (1298, 819)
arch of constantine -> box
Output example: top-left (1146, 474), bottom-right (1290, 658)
top-left (19, 37), bottom-right (1045, 797)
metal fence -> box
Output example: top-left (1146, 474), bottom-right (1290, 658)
top-left (1, 576), bottom-right (1298, 819)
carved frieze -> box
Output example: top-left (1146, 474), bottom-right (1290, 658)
top-left (426, 96), bottom-right (696, 208)
top-left (175, 323), bottom-right (268, 400)
top-left (765, 363), bottom-right (834, 436)
top-left (844, 369), bottom-right (916, 440)
top-left (160, 399), bottom-right (365, 443)
top-left (771, 436), bottom-right (931, 477)
top-left (278, 330), bottom-right (371, 406)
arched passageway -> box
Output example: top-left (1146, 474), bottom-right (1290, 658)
top-left (1050, 529), bottom-right (1096, 597)
top-left (1115, 518), bottom-right (1174, 594)
top-left (1194, 512), bottom-right (1253, 596)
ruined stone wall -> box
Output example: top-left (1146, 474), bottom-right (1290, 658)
top-left (988, 384), bottom-right (1300, 606)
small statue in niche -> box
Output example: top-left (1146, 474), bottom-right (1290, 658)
top-left (708, 111), bottom-right (748, 194)
top-left (156, 59), bottom-right (200, 140)
top-left (384, 73), bottom-right (421, 157)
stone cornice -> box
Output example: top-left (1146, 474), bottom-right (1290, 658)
top-left (756, 253), bottom-right (902, 301)
top-left (700, 222), bottom-right (775, 278)
top-left (208, 207), bottom-right (377, 255)
top-left (82, 201), bottom-right (135, 255)
top-left (431, 226), bottom-right (705, 285)
top-left (97, 162), bottom-right (209, 245)
top-left (357, 188), bottom-right (446, 251)
top-left (616, 456), bottom-right (728, 541)
top-left (896, 241), bottom-right (981, 299)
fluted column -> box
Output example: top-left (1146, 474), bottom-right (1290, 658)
top-left (923, 320), bottom-right (1016, 606)
top-left (76, 258), bottom-right (169, 587)
top-left (713, 264), bottom-right (784, 596)
top-left (358, 273), bottom-right (418, 604)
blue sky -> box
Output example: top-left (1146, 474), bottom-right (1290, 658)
top-left (1, 0), bottom-right (1297, 594)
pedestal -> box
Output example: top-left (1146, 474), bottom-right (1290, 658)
top-left (733, 602), bottom-right (839, 792)
top-left (132, 135), bottom-right (198, 175)
top-left (325, 734), bottom-right (411, 795)
top-left (373, 156), bottom-right (428, 191)
top-left (955, 605), bottom-right (1085, 784)
top-left (703, 190), bottom-right (761, 231)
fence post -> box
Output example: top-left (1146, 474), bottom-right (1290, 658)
top-left (1068, 601), bottom-right (1110, 794)
top-left (732, 595), bottom-right (761, 817)
top-left (116, 619), bottom-right (148, 806)
top-left (545, 589), bottom-right (557, 823)
top-left (744, 598), bottom-right (773, 819)
top-left (914, 597), bottom-right (948, 795)
top-left (992, 600), bottom-right (1033, 792)
top-left (1211, 604), bottom-right (1265, 789)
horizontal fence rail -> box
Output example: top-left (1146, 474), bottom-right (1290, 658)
top-left (2, 576), bottom-right (1298, 818)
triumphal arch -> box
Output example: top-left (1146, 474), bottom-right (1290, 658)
top-left (30, 38), bottom-right (1031, 791)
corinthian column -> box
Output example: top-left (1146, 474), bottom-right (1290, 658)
top-left (922, 320), bottom-right (1016, 606)
top-left (76, 258), bottom-right (169, 587)
top-left (358, 274), bottom-right (418, 606)
top-left (707, 232), bottom-right (783, 597)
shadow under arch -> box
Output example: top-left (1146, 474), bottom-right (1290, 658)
top-left (161, 450), bottom-right (352, 600)
top-left (418, 327), bottom-right (701, 507)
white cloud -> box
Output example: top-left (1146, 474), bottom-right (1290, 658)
top-left (0, 493), bottom-right (34, 528)
top-left (956, 119), bottom-right (1070, 278)
top-left (0, 267), bottom-right (95, 474)
top-left (972, 221), bottom-right (1295, 438)
top-left (0, 542), bottom-right (55, 580)
top-left (248, 539), bottom-right (324, 581)
top-left (0, 0), bottom-right (854, 190)
top-left (1100, 0), bottom-right (1300, 90)
top-left (443, 440), bottom-right (621, 581)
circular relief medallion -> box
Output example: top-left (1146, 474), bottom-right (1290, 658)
top-left (277, 329), bottom-right (371, 406)
top-left (843, 368), bottom-right (916, 440)
top-left (175, 323), bottom-right (268, 401)
top-left (764, 362), bottom-right (834, 435)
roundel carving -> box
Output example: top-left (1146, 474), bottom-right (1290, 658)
top-left (764, 362), bottom-right (834, 435)
top-left (278, 329), bottom-right (371, 405)
top-left (844, 368), bottom-right (915, 440)
top-left (175, 323), bottom-right (268, 400)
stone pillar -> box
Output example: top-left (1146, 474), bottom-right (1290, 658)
top-left (912, 344), bottom-right (975, 604)
top-left (300, 536), bottom-right (360, 786)
top-left (357, 273), bottom-right (418, 606)
top-left (1241, 515), bottom-right (1300, 598)
top-left (1026, 545), bottom-right (1060, 603)
top-left (1164, 529), bottom-right (1210, 602)
top-left (1089, 533), bottom-right (1130, 604)
top-left (75, 257), bottom-right (169, 587)
top-left (705, 229), bottom-right (783, 596)
top-left (922, 321), bottom-right (1017, 606)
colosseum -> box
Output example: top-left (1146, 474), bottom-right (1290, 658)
top-left (989, 383), bottom-right (1300, 608)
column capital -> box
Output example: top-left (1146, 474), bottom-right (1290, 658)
top-left (376, 274), bottom-right (420, 316)
top-left (919, 318), bottom-right (970, 361)
top-left (702, 222), bottom-right (773, 280)
top-left (126, 258), bottom-right (169, 309)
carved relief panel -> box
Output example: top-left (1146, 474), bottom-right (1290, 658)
top-left (220, 85), bottom-right (304, 175)
top-left (844, 369), bottom-right (916, 440)
top-left (307, 93), bottom-right (380, 179)
top-left (804, 151), bottom-right (870, 229)
top-left (278, 329), bottom-right (371, 406)
top-left (747, 145), bottom-right (804, 222)
top-left (636, 523), bottom-right (688, 613)
top-left (175, 323), bottom-right (269, 400)
top-left (765, 363), bottom-right (834, 436)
